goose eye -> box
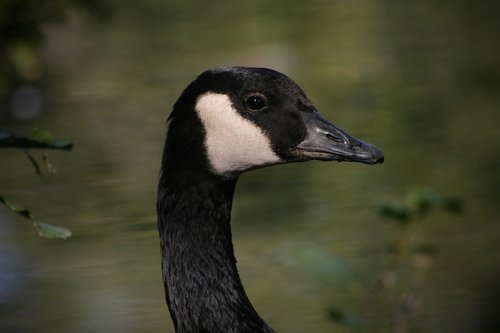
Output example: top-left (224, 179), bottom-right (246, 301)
top-left (245, 95), bottom-right (267, 111)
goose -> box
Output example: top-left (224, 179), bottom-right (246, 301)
top-left (157, 66), bottom-right (384, 333)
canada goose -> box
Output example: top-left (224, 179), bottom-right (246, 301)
top-left (157, 67), bottom-right (384, 333)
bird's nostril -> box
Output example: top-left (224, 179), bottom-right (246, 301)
top-left (326, 133), bottom-right (345, 144)
top-left (350, 144), bottom-right (360, 151)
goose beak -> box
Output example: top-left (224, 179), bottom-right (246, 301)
top-left (294, 112), bottom-right (384, 164)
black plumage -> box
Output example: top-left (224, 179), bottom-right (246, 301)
top-left (157, 67), bottom-right (383, 333)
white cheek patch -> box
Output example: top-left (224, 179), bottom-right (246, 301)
top-left (195, 93), bottom-right (281, 175)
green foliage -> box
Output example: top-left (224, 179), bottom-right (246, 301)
top-left (378, 204), bottom-right (409, 223)
top-left (329, 188), bottom-right (464, 333)
top-left (0, 195), bottom-right (71, 239)
top-left (0, 128), bottom-right (73, 176)
top-left (1, 129), bottom-right (73, 239)
top-left (379, 188), bottom-right (464, 224)
top-left (327, 306), bottom-right (364, 330)
top-left (0, 129), bottom-right (74, 150)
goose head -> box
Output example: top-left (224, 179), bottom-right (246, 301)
top-left (159, 67), bottom-right (384, 332)
top-left (164, 66), bottom-right (384, 179)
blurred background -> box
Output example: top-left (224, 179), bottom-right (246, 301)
top-left (1, 1), bottom-right (499, 332)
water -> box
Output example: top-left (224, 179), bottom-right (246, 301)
top-left (1, 1), bottom-right (499, 332)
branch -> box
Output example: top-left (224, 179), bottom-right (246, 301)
top-left (0, 131), bottom-right (74, 151)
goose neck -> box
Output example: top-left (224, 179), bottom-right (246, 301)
top-left (157, 174), bottom-right (274, 333)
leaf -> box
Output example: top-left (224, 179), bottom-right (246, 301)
top-left (407, 189), bottom-right (464, 215)
top-left (327, 306), bottom-right (364, 329)
top-left (0, 195), bottom-right (72, 239)
top-left (30, 128), bottom-right (54, 141)
top-left (0, 195), bottom-right (34, 220)
top-left (328, 306), bottom-right (345, 322)
top-left (407, 189), bottom-right (441, 215)
top-left (378, 204), bottom-right (410, 223)
top-left (442, 197), bottom-right (464, 214)
top-left (33, 221), bottom-right (72, 239)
